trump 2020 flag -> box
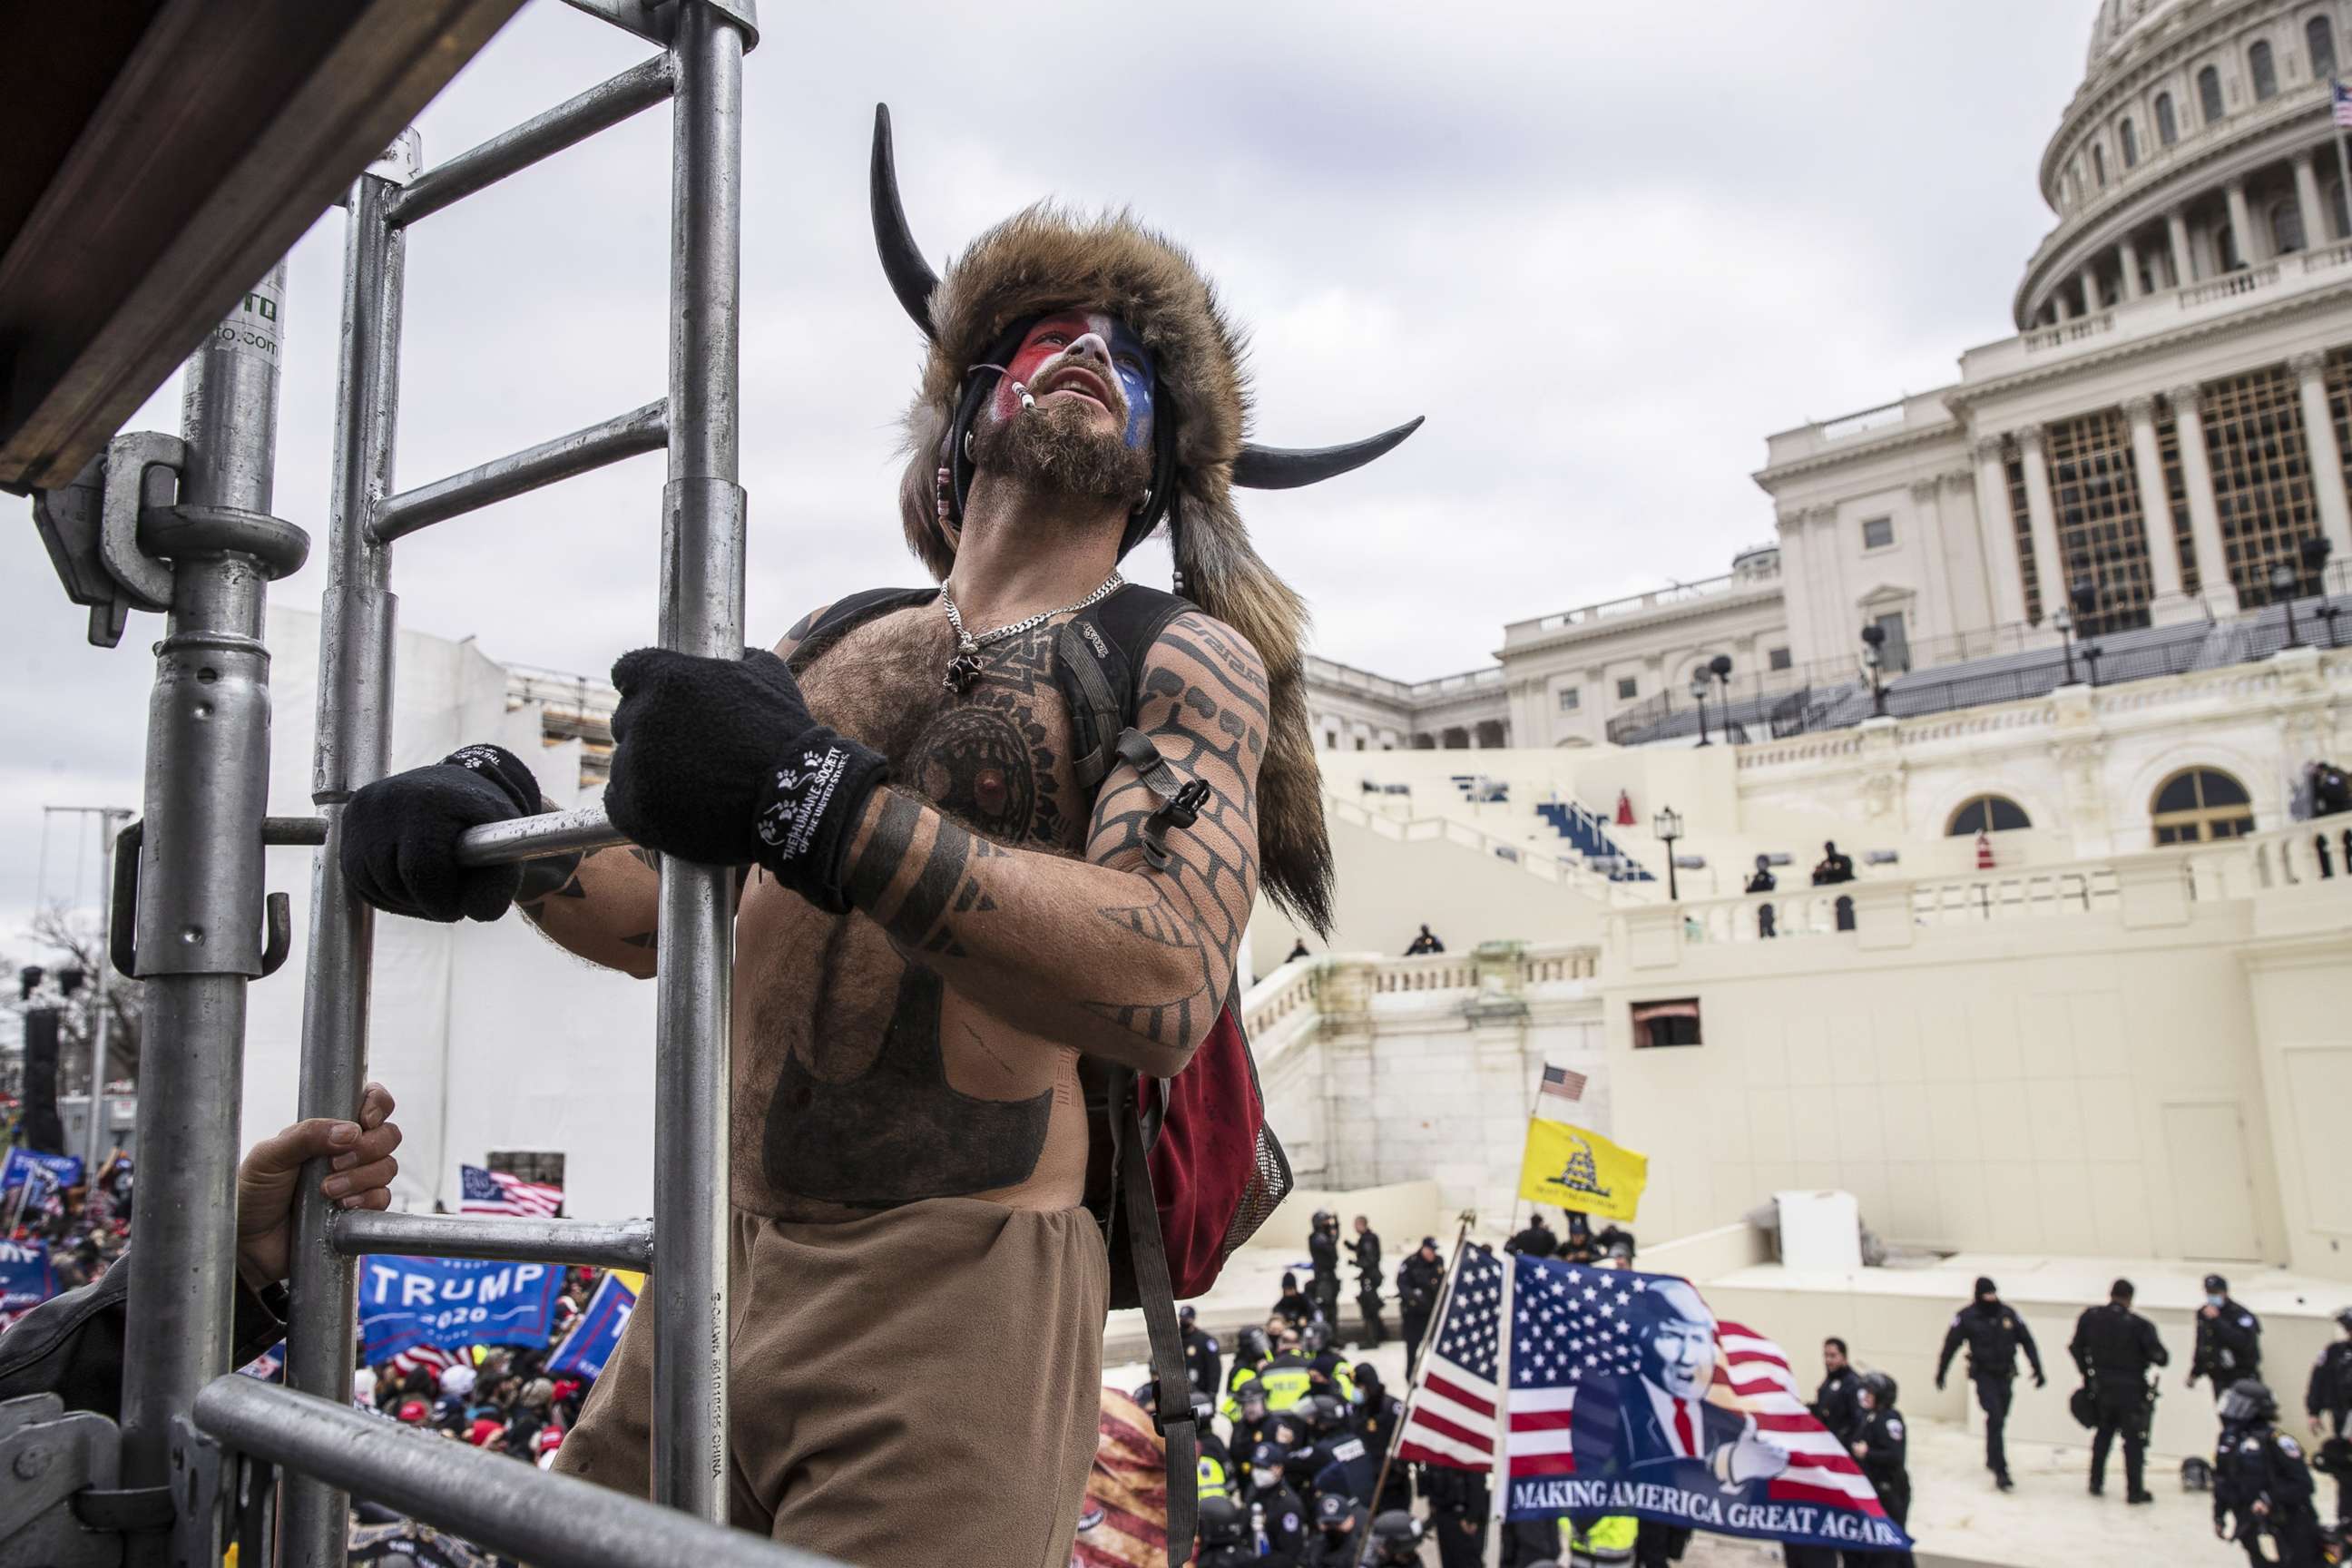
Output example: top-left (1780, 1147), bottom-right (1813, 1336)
top-left (1396, 1250), bottom-right (1911, 1555)
top-left (1, 1148), bottom-right (82, 1193)
top-left (1517, 1119), bottom-right (1646, 1223)
top-left (358, 1257), bottom-right (564, 1363)
top-left (0, 1240), bottom-right (56, 1318)
top-left (546, 1270), bottom-right (638, 1379)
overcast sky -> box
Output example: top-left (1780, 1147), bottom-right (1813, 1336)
top-left (3, 0), bottom-right (2092, 959)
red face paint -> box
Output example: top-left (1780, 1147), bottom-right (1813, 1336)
top-left (993, 309), bottom-right (1156, 448)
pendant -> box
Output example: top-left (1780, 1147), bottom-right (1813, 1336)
top-left (944, 651), bottom-right (985, 693)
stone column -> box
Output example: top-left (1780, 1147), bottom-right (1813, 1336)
top-left (2016, 425), bottom-right (2067, 623)
top-left (2291, 350), bottom-right (2352, 560)
top-left (1806, 503), bottom-right (1847, 652)
top-left (1910, 476), bottom-right (1954, 635)
top-left (1774, 507), bottom-right (1816, 668)
top-left (2170, 382), bottom-right (2240, 613)
top-left (2122, 395), bottom-right (2191, 621)
top-left (1974, 435), bottom-right (2031, 625)
top-left (2226, 177), bottom-right (2257, 263)
top-left (2168, 208), bottom-right (2194, 287)
top-left (2054, 288), bottom-right (2076, 323)
top-left (2295, 153), bottom-right (2326, 253)
top-left (2119, 235), bottom-right (2145, 299)
top-left (2079, 260), bottom-right (2102, 312)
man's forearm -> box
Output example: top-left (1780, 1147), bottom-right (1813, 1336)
top-left (515, 842), bottom-right (662, 977)
top-left (838, 785), bottom-right (1243, 1077)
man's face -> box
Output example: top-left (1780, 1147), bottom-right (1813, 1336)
top-left (995, 309), bottom-right (1154, 448)
top-left (1240, 1392), bottom-right (1266, 1421)
top-left (1823, 1343), bottom-right (1847, 1375)
top-left (1640, 1283), bottom-right (1719, 1400)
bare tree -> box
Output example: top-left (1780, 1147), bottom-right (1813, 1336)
top-left (20, 905), bottom-right (142, 1093)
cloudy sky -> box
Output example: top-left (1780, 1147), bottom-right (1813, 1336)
top-left (3, 0), bottom-right (2092, 957)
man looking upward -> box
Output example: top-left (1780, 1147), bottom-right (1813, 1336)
top-left (334, 109), bottom-right (1416, 1566)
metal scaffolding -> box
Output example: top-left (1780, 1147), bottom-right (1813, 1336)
top-left (15, 3), bottom-right (848, 1563)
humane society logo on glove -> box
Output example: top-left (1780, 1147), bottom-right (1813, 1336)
top-left (756, 746), bottom-right (855, 865)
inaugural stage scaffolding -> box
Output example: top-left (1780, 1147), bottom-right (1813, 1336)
top-left (12, 2), bottom-right (850, 1562)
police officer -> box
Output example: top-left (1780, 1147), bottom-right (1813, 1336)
top-left (1419, 1463), bottom-right (1490, 1568)
top-left (1309, 1210), bottom-right (1345, 1329)
top-left (1398, 1237), bottom-right (1447, 1373)
top-left (1227, 1324), bottom-right (1271, 1405)
top-left (1181, 1303), bottom-right (1222, 1406)
top-left (2069, 1277), bottom-right (2166, 1504)
top-left (1349, 1216), bottom-right (1386, 1348)
top-left (1562, 1513), bottom-right (1637, 1567)
top-left (1812, 1337), bottom-right (1864, 1445)
top-left (1259, 1335), bottom-right (1318, 1415)
top-left (2192, 1273), bottom-right (2264, 1400)
top-left (1367, 1509), bottom-right (1425, 1567)
top-left (1934, 1275), bottom-right (2044, 1490)
top-left (1507, 1210), bottom-right (1559, 1258)
top-left (2305, 1307), bottom-right (2352, 1528)
top-left (1193, 1495), bottom-right (1256, 1568)
top-left (2215, 1379), bottom-right (2325, 1567)
top-left (1302, 1491), bottom-right (1371, 1566)
top-left (1302, 1393), bottom-right (1376, 1507)
top-left (1244, 1439), bottom-right (1311, 1567)
top-left (1843, 1371), bottom-right (1914, 1568)
top-left (1197, 1396), bottom-right (1237, 1511)
top-left (1351, 1366), bottom-right (1414, 1514)
top-left (1277, 1270), bottom-right (1320, 1328)
top-left (1301, 1322), bottom-right (1357, 1404)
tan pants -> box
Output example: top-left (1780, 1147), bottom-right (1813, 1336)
top-left (557, 1199), bottom-right (1109, 1567)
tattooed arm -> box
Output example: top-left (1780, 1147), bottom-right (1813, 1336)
top-left (838, 610), bottom-right (1263, 1078)
top-left (518, 602), bottom-right (835, 978)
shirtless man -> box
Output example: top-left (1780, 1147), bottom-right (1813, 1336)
top-left (335, 112), bottom-right (1414, 1564)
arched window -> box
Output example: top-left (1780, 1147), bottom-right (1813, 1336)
top-left (2250, 41), bottom-right (2278, 101)
top-left (2092, 143), bottom-right (2109, 187)
top-left (2151, 767), bottom-right (2255, 843)
top-left (2274, 197), bottom-right (2308, 254)
top-left (2200, 64), bottom-right (2226, 122)
top-left (1946, 795), bottom-right (2033, 836)
top-left (2121, 118), bottom-right (2140, 168)
top-left (2156, 92), bottom-right (2179, 146)
top-left (2312, 15), bottom-right (2339, 80)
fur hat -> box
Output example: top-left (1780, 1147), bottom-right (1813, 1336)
top-left (868, 107), bottom-right (1422, 934)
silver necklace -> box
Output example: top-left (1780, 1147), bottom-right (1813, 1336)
top-left (939, 572), bottom-right (1124, 692)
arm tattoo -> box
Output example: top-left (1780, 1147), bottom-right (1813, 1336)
top-left (517, 844), bottom-right (659, 957)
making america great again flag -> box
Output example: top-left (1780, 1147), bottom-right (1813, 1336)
top-left (1396, 1248), bottom-right (1913, 1554)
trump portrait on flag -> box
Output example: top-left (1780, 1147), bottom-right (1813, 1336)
top-left (1567, 1277), bottom-right (1790, 1494)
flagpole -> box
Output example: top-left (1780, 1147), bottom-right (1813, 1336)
top-left (1356, 1214), bottom-right (1474, 1568)
top-left (1482, 1249), bottom-right (1515, 1568)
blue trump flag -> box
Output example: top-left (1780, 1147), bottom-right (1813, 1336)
top-left (1396, 1250), bottom-right (1912, 1555)
top-left (358, 1256), bottom-right (564, 1364)
top-left (546, 1272), bottom-right (637, 1379)
top-left (1, 1149), bottom-right (83, 1191)
top-left (0, 1240), bottom-right (57, 1315)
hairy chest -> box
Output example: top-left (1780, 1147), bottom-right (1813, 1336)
top-left (797, 606), bottom-right (1089, 853)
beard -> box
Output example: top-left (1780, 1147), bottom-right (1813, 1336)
top-left (971, 396), bottom-right (1152, 512)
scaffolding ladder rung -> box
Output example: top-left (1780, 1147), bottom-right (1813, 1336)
top-left (388, 55), bottom-right (677, 228)
top-left (370, 399), bottom-right (668, 543)
top-left (329, 1210), bottom-right (654, 1271)
top-left (192, 1377), bottom-right (847, 1567)
top-left (456, 805), bottom-right (629, 867)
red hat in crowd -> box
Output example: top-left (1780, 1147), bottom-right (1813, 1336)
top-left (467, 1416), bottom-right (504, 1447)
top-left (395, 1398), bottom-right (430, 1425)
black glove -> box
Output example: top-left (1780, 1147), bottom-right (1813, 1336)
top-left (603, 646), bottom-right (888, 910)
top-left (2034, 1371), bottom-right (2047, 1389)
top-left (340, 744), bottom-right (540, 923)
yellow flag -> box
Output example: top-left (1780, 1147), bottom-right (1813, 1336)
top-left (1517, 1118), bottom-right (1647, 1222)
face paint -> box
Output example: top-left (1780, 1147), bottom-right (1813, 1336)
top-left (995, 309), bottom-right (1155, 449)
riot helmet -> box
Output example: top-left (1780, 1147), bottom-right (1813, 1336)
top-left (1860, 1369), bottom-right (1897, 1409)
top-left (2218, 1378), bottom-right (2277, 1425)
top-left (1197, 1495), bottom-right (1248, 1547)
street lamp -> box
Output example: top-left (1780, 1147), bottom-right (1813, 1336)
top-left (1690, 671), bottom-right (1712, 747)
top-left (2053, 604), bottom-right (2078, 685)
top-left (2273, 560), bottom-right (2301, 648)
top-left (1859, 624), bottom-right (1886, 716)
top-left (1710, 653), bottom-right (1735, 738)
top-left (1654, 805), bottom-right (1683, 901)
top-left (2082, 642), bottom-right (2103, 688)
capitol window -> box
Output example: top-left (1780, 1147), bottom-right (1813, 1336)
top-left (2150, 767), bottom-right (2255, 844)
top-left (1631, 999), bottom-right (1702, 1050)
top-left (2120, 118), bottom-right (2138, 169)
top-left (1861, 515), bottom-right (1894, 550)
top-left (2156, 92), bottom-right (2178, 146)
top-left (2199, 64), bottom-right (2227, 122)
top-left (2274, 198), bottom-right (2308, 255)
top-left (2249, 41), bottom-right (2278, 102)
top-left (2311, 15), bottom-right (2338, 80)
top-left (1946, 794), bottom-right (2031, 836)
top-left (1616, 676), bottom-right (1638, 701)
top-left (1558, 687), bottom-right (1580, 712)
top-left (2092, 142), bottom-right (2107, 189)
top-left (1768, 647), bottom-right (1792, 671)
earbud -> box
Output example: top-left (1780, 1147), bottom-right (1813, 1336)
top-left (1012, 381), bottom-right (1036, 412)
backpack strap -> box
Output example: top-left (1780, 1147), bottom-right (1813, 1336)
top-left (1108, 1063), bottom-right (1198, 1567)
top-left (1056, 584), bottom-right (1189, 790)
top-left (786, 586), bottom-right (937, 675)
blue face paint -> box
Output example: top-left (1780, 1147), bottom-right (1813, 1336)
top-left (1102, 316), bottom-right (1155, 451)
top-left (998, 310), bottom-right (1155, 450)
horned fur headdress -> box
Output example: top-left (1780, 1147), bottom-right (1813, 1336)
top-left (871, 106), bottom-right (1421, 935)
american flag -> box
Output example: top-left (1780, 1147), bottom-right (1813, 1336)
top-left (460, 1164), bottom-right (564, 1218)
top-left (1396, 1250), bottom-right (1886, 1518)
top-left (387, 1341), bottom-right (457, 1379)
top-left (2335, 79), bottom-right (2352, 130)
top-left (1539, 1064), bottom-right (1587, 1103)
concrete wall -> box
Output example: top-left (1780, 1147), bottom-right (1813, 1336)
top-left (2243, 875), bottom-right (2352, 1279)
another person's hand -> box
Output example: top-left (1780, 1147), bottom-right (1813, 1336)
top-left (236, 1083), bottom-right (401, 1287)
top-left (2033, 1370), bottom-right (2046, 1389)
top-left (1934, 1375), bottom-right (1945, 1392)
top-left (342, 747), bottom-right (540, 922)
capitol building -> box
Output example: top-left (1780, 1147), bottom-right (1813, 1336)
top-left (1310, 0), bottom-right (2352, 761)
